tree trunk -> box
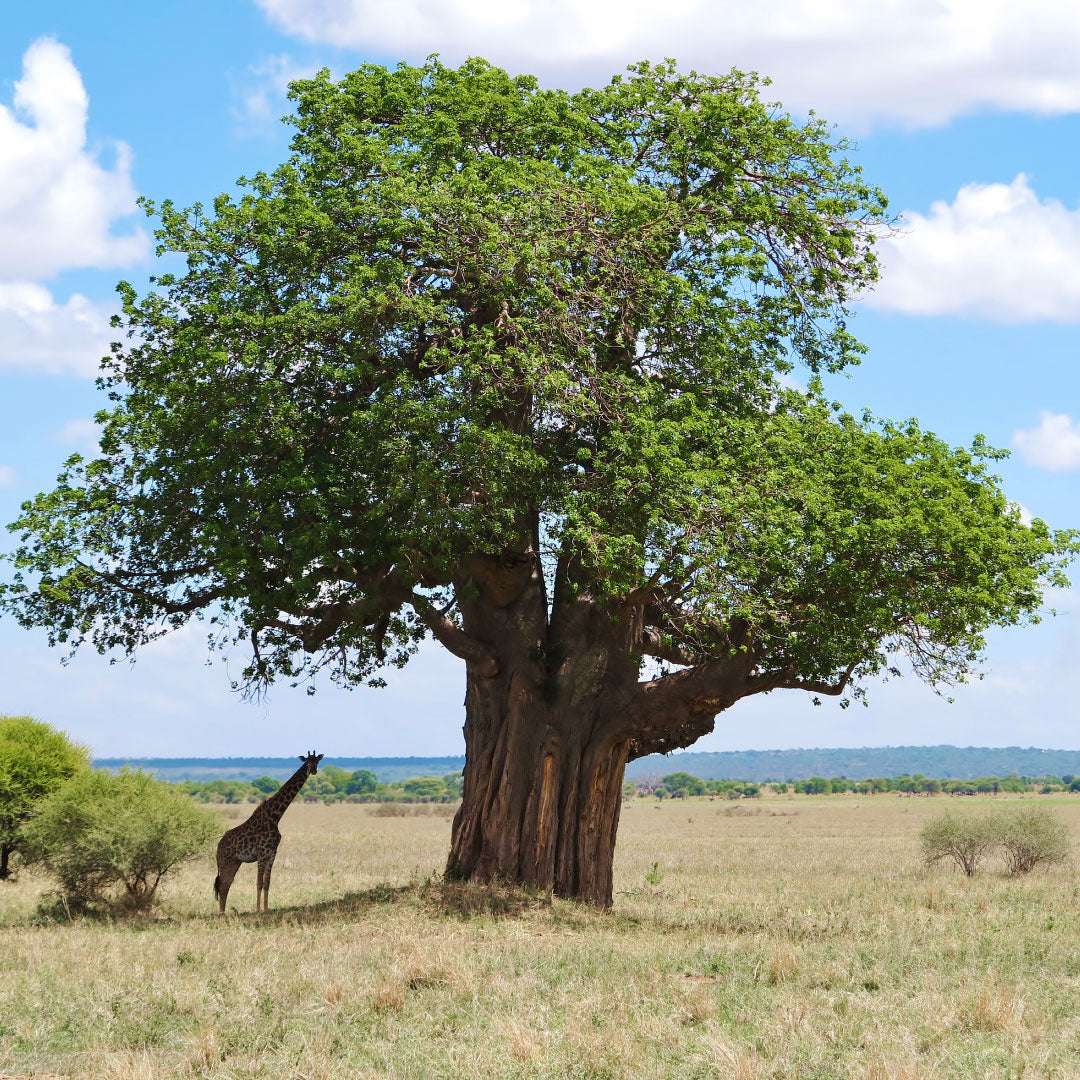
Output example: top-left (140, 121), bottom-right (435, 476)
top-left (445, 552), bottom-right (639, 908)
top-left (447, 662), bottom-right (632, 907)
top-left (0, 841), bottom-right (12, 881)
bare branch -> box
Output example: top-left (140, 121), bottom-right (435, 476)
top-left (637, 628), bottom-right (705, 667)
top-left (744, 658), bottom-right (860, 697)
top-left (409, 592), bottom-right (499, 677)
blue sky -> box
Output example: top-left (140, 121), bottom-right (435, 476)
top-left (0, 1), bottom-right (1077, 757)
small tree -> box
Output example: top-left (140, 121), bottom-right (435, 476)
top-left (661, 772), bottom-right (706, 798)
top-left (992, 806), bottom-right (1070, 875)
top-left (320, 764), bottom-right (351, 790)
top-left (920, 811), bottom-right (995, 877)
top-left (21, 769), bottom-right (219, 911)
top-left (0, 715), bottom-right (89, 880)
top-left (346, 769), bottom-right (378, 796)
top-left (403, 776), bottom-right (449, 802)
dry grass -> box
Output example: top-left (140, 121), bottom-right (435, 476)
top-left (3, 794), bottom-right (1080, 1078)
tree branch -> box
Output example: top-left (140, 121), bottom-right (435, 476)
top-left (409, 592), bottom-right (499, 677)
top-left (745, 659), bottom-right (860, 697)
top-left (97, 570), bottom-right (226, 616)
top-left (637, 627), bottom-right (706, 667)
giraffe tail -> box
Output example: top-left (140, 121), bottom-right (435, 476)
top-left (213, 874), bottom-right (221, 900)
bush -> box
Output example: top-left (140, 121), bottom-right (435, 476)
top-left (0, 715), bottom-right (90, 880)
top-left (0, 712), bottom-right (90, 881)
top-left (992, 806), bottom-right (1070, 875)
top-left (920, 811), bottom-right (995, 876)
top-left (921, 806), bottom-right (1072, 877)
top-left (21, 769), bottom-right (219, 912)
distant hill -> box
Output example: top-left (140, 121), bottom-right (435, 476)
top-left (626, 745), bottom-right (1080, 781)
top-left (95, 746), bottom-right (1080, 784)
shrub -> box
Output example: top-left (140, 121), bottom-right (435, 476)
top-left (992, 806), bottom-right (1070, 875)
top-left (21, 769), bottom-right (219, 912)
top-left (0, 715), bottom-right (90, 880)
top-left (920, 811), bottom-right (995, 876)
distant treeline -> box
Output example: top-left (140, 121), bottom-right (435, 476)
top-left (173, 768), bottom-right (1080, 806)
top-left (96, 746), bottom-right (1080, 786)
top-left (634, 771), bottom-right (1080, 798)
top-left (94, 756), bottom-right (467, 784)
top-left (177, 766), bottom-right (463, 804)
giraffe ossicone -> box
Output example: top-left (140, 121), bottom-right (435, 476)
top-left (214, 751), bottom-right (324, 913)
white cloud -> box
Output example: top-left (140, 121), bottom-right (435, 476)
top-left (253, 0), bottom-right (1080, 128)
top-left (0, 37), bottom-right (148, 280)
top-left (1012, 412), bottom-right (1080, 471)
top-left (0, 39), bottom-right (145, 378)
top-left (867, 175), bottom-right (1080, 322)
top-left (0, 282), bottom-right (113, 376)
top-left (0, 465), bottom-right (16, 487)
top-left (52, 417), bottom-right (103, 454)
top-left (1009, 502), bottom-right (1035, 526)
top-left (230, 54), bottom-right (320, 134)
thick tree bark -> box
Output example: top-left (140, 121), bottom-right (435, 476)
top-left (447, 661), bottom-right (633, 907)
top-left (443, 551), bottom-right (654, 908)
top-left (0, 841), bottom-right (12, 881)
top-left (440, 549), bottom-right (633, 907)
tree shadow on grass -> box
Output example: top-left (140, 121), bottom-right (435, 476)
top-left (215, 877), bottom-right (558, 928)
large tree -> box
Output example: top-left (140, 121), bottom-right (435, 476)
top-left (1, 60), bottom-right (1073, 905)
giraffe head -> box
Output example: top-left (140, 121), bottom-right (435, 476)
top-left (299, 751), bottom-right (324, 775)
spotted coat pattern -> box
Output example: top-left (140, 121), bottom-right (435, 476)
top-left (214, 752), bottom-right (323, 912)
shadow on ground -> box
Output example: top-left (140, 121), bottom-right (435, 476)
top-left (213, 877), bottom-right (559, 927)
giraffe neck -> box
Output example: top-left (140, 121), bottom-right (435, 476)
top-left (261, 762), bottom-right (312, 825)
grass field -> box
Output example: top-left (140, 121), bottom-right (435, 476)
top-left (3, 794), bottom-right (1080, 1079)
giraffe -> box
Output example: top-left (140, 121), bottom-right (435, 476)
top-left (214, 751), bottom-right (323, 912)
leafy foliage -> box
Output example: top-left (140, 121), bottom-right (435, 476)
top-left (0, 57), bottom-right (1072, 719)
top-left (660, 772), bottom-right (706, 797)
top-left (21, 769), bottom-right (219, 911)
top-left (0, 715), bottom-right (89, 878)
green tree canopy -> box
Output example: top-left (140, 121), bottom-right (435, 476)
top-left (0, 58), bottom-right (1073, 904)
top-left (250, 775), bottom-right (281, 795)
top-left (402, 776), bottom-right (450, 801)
top-left (0, 715), bottom-right (90, 880)
top-left (661, 771), bottom-right (706, 797)
top-left (346, 769), bottom-right (378, 795)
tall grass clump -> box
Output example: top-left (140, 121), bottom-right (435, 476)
top-left (21, 768), bottom-right (219, 913)
top-left (920, 811), bottom-right (995, 876)
top-left (992, 805), bottom-right (1071, 875)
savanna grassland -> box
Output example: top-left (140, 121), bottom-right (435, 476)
top-left (3, 795), bottom-right (1080, 1080)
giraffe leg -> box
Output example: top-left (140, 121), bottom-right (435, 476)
top-left (216, 858), bottom-right (241, 914)
top-left (257, 851), bottom-right (277, 912)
